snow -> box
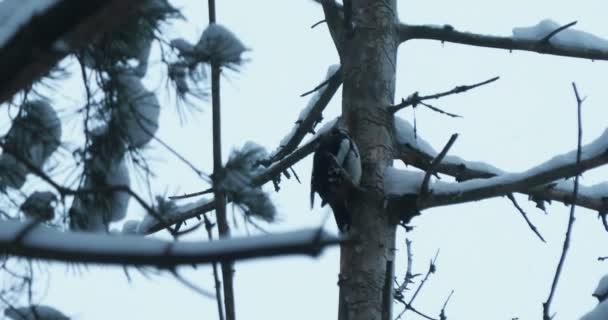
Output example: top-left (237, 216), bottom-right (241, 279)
top-left (195, 24), bottom-right (247, 66)
top-left (512, 19), bottom-right (608, 50)
top-left (443, 155), bottom-right (505, 175)
top-left (313, 117), bottom-right (339, 138)
top-left (581, 301), bottom-right (608, 320)
top-left (4, 304), bottom-right (69, 320)
top-left (70, 157), bottom-right (131, 232)
top-left (431, 129), bottom-right (608, 195)
top-left (394, 116), bottom-right (437, 156)
top-left (0, 0), bottom-right (60, 49)
top-left (121, 220), bottom-right (140, 234)
top-left (117, 73), bottom-right (161, 148)
top-left (384, 167), bottom-right (426, 196)
top-left (554, 179), bottom-right (608, 199)
top-left (593, 274), bottom-right (608, 302)
top-left (0, 100), bottom-right (61, 189)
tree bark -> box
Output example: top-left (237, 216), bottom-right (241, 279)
top-left (338, 1), bottom-right (398, 319)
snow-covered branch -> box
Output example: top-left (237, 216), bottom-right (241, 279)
top-left (392, 118), bottom-right (608, 213)
top-left (399, 20), bottom-right (608, 61)
top-left (0, 220), bottom-right (340, 266)
top-left (0, 0), bottom-right (144, 103)
top-left (260, 65), bottom-right (342, 167)
top-left (142, 138), bottom-right (322, 234)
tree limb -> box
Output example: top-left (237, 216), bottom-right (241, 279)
top-left (395, 138), bottom-right (608, 213)
top-left (143, 138), bottom-right (322, 234)
top-left (399, 24), bottom-right (608, 61)
top-left (415, 130), bottom-right (608, 209)
top-left (0, 221), bottom-right (341, 266)
top-left (260, 66), bottom-right (342, 167)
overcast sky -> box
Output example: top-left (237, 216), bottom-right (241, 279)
top-left (15, 0), bottom-right (608, 319)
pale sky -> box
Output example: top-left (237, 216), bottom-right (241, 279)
top-left (10, 0), bottom-right (608, 319)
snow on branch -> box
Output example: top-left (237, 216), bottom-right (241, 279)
top-left (399, 20), bottom-right (608, 61)
top-left (392, 117), bottom-right (608, 213)
top-left (259, 65), bottom-right (342, 167)
top-left (141, 138), bottom-right (322, 234)
top-left (0, 220), bottom-right (341, 266)
top-left (0, 0), bottom-right (144, 103)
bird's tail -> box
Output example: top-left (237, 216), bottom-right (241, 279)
top-left (329, 202), bottom-right (351, 232)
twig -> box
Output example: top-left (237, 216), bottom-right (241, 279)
top-left (419, 101), bottom-right (462, 118)
top-left (599, 256), bottom-right (608, 261)
top-left (395, 238), bottom-right (418, 294)
top-left (507, 194), bottom-right (546, 242)
top-left (208, 1), bottom-right (235, 318)
top-left (389, 77), bottom-right (499, 113)
top-left (439, 290), bottom-right (454, 320)
top-left (408, 249), bottom-right (439, 307)
top-left (172, 270), bottom-right (216, 299)
top-left (311, 19), bottom-right (326, 29)
top-left (541, 21), bottom-right (578, 43)
top-left (395, 300), bottom-right (438, 320)
top-left (203, 214), bottom-right (225, 320)
top-left (543, 82), bottom-right (584, 320)
top-left (169, 188), bottom-right (214, 200)
top-left (419, 134), bottom-right (458, 197)
top-left (301, 77), bottom-right (332, 97)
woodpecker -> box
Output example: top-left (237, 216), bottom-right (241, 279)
top-left (310, 128), bottom-right (362, 232)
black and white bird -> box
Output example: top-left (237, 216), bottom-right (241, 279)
top-left (310, 128), bottom-right (362, 232)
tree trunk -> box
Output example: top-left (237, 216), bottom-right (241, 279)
top-left (338, 1), bottom-right (398, 320)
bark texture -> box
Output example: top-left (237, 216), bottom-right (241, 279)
top-left (339, 1), bottom-right (398, 319)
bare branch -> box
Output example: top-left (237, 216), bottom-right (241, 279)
top-left (541, 21), bottom-right (578, 43)
top-left (399, 24), bottom-right (608, 61)
top-left (389, 77), bottom-right (499, 113)
top-left (419, 134), bottom-right (458, 198)
top-left (169, 188), bottom-right (214, 200)
top-left (543, 82), bottom-right (584, 320)
top-left (439, 290), bottom-right (454, 320)
top-left (0, 221), bottom-right (341, 266)
top-left (507, 194), bottom-right (545, 242)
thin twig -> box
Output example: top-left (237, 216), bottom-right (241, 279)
top-left (408, 249), bottom-right (439, 307)
top-left (543, 82), bottom-right (584, 320)
top-left (203, 214), bottom-right (225, 320)
top-left (419, 134), bottom-right (458, 197)
top-left (311, 19), bottom-right (326, 29)
top-left (395, 238), bottom-right (418, 294)
top-left (208, 1), bottom-right (235, 318)
top-left (301, 77), bottom-right (331, 97)
top-left (170, 188), bottom-right (214, 200)
top-left (439, 290), bottom-right (454, 320)
top-left (419, 101), bottom-right (462, 118)
top-left (507, 194), bottom-right (546, 242)
top-left (389, 77), bottom-right (499, 113)
top-left (541, 21), bottom-right (578, 43)
top-left (172, 270), bottom-right (216, 299)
